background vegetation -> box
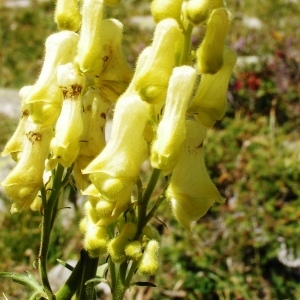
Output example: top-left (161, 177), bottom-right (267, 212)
top-left (0, 0), bottom-right (300, 299)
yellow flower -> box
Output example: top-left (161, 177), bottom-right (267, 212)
top-left (167, 119), bottom-right (224, 230)
top-left (74, 87), bottom-right (110, 191)
top-left (93, 19), bottom-right (133, 103)
top-left (107, 222), bottom-right (137, 263)
top-left (185, 0), bottom-right (226, 25)
top-left (24, 31), bottom-right (79, 126)
top-left (54, 0), bottom-right (81, 31)
top-left (138, 240), bottom-right (160, 275)
top-left (151, 0), bottom-right (184, 24)
top-left (1, 86), bottom-right (32, 160)
top-left (50, 62), bottom-right (85, 168)
top-left (134, 18), bottom-right (181, 104)
top-left (75, 0), bottom-right (104, 74)
top-left (151, 66), bottom-right (196, 174)
top-left (188, 47), bottom-right (237, 127)
top-left (197, 8), bottom-right (231, 74)
top-left (2, 120), bottom-right (53, 213)
top-left (83, 93), bottom-right (149, 203)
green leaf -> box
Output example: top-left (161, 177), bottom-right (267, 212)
top-left (0, 271), bottom-right (47, 298)
top-left (57, 259), bottom-right (75, 271)
top-left (85, 277), bottom-right (109, 286)
top-left (96, 263), bottom-right (108, 278)
top-left (130, 281), bottom-right (156, 287)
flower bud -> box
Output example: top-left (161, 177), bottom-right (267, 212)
top-left (54, 0), bottom-right (81, 31)
top-left (197, 8), bottom-right (231, 74)
top-left (150, 0), bottom-right (184, 23)
top-left (138, 240), bottom-right (159, 275)
top-left (151, 66), bottom-right (196, 174)
top-left (167, 119), bottom-right (224, 231)
top-left (188, 47), bottom-right (237, 127)
top-left (125, 241), bottom-right (143, 260)
top-left (25, 31), bottom-right (79, 126)
top-left (134, 18), bottom-right (181, 104)
top-left (75, 0), bottom-right (104, 74)
top-left (142, 225), bottom-right (160, 242)
top-left (83, 93), bottom-right (149, 204)
top-left (83, 185), bottom-right (129, 225)
top-left (1, 121), bottom-right (53, 213)
top-left (49, 62), bottom-right (85, 168)
top-left (185, 0), bottom-right (226, 25)
top-left (107, 222), bottom-right (137, 263)
top-left (84, 220), bottom-right (110, 257)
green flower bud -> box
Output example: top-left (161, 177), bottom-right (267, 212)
top-left (1, 121), bottom-right (53, 213)
top-left (1, 86), bottom-right (32, 160)
top-left (188, 47), bottom-right (237, 127)
top-left (167, 119), bottom-right (224, 231)
top-left (150, 0), bottom-right (184, 23)
top-left (83, 93), bottom-right (149, 204)
top-left (134, 18), bottom-right (181, 104)
top-left (107, 222), bottom-right (137, 263)
top-left (138, 240), bottom-right (160, 275)
top-left (151, 66), bottom-right (196, 174)
top-left (142, 225), bottom-right (160, 242)
top-left (197, 8), bottom-right (231, 74)
top-left (185, 0), bottom-right (226, 25)
top-left (54, 0), bottom-right (81, 31)
top-left (75, 0), bottom-right (104, 74)
top-left (50, 62), bottom-right (85, 168)
top-left (125, 241), bottom-right (143, 260)
top-left (25, 31), bottom-right (79, 126)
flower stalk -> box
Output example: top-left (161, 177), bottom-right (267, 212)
top-left (0, 0), bottom-right (237, 298)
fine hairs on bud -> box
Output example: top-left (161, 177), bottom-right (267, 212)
top-left (107, 222), bottom-right (137, 263)
top-left (138, 240), bottom-right (160, 275)
top-left (54, 0), bottom-right (81, 31)
top-left (197, 8), bottom-right (231, 74)
top-left (75, 0), bottom-right (104, 74)
top-left (134, 18), bottom-right (181, 104)
top-left (151, 0), bottom-right (184, 23)
top-left (185, 0), bottom-right (226, 25)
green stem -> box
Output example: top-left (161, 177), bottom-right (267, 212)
top-left (124, 260), bottom-right (139, 287)
top-left (135, 169), bottom-right (161, 238)
top-left (77, 250), bottom-right (99, 300)
top-left (112, 270), bottom-right (126, 300)
top-left (110, 260), bottom-right (127, 300)
top-left (39, 164), bottom-right (65, 299)
top-left (55, 252), bottom-right (84, 300)
top-left (109, 257), bottom-right (116, 292)
top-left (145, 194), bottom-right (166, 224)
top-left (179, 22), bottom-right (193, 66)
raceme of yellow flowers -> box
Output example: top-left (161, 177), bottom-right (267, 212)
top-left (1, 0), bottom-right (236, 274)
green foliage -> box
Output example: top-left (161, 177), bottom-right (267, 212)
top-left (0, 2), bottom-right (56, 87)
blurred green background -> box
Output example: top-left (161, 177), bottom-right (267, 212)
top-left (1, 0), bottom-right (300, 299)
